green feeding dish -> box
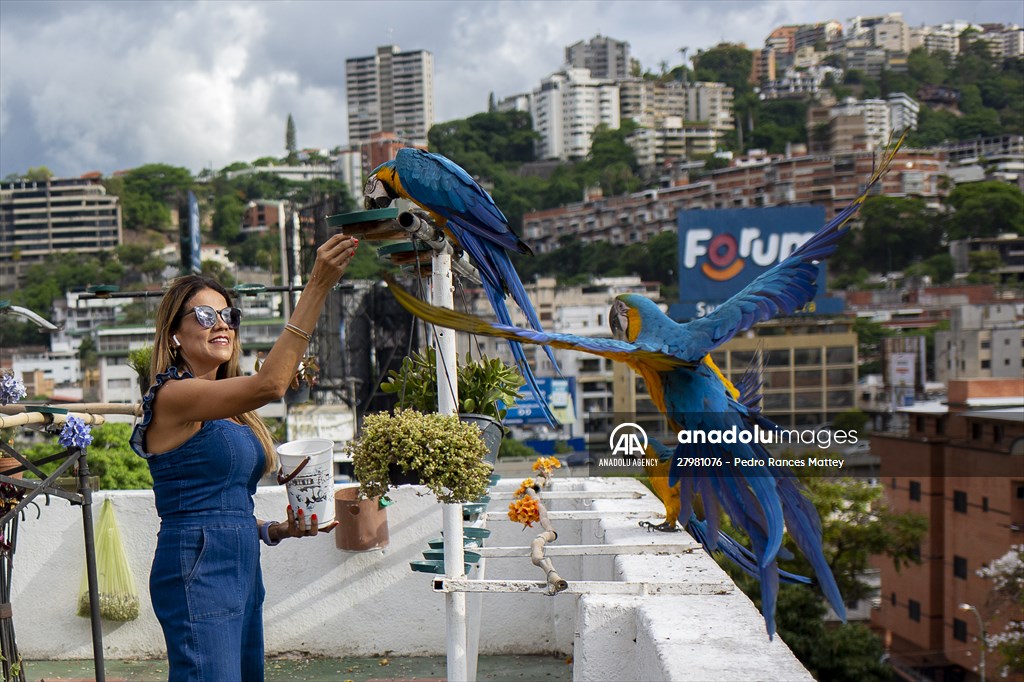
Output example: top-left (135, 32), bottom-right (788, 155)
top-left (488, 474), bottom-right (501, 486)
top-left (428, 536), bottom-right (484, 550)
top-left (232, 283), bottom-right (266, 296)
top-left (86, 284), bottom-right (119, 298)
top-left (409, 560), bottom-right (474, 575)
top-left (463, 503), bottom-right (487, 517)
top-left (423, 549), bottom-right (481, 564)
top-left (377, 241), bottom-right (433, 267)
top-left (446, 526), bottom-right (491, 540)
top-left (326, 208), bottom-right (404, 241)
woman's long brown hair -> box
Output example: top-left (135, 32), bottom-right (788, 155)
top-left (151, 275), bottom-right (277, 475)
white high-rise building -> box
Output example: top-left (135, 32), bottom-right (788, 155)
top-left (345, 45), bottom-right (434, 146)
top-left (565, 35), bottom-right (632, 80)
top-left (531, 68), bottom-right (620, 161)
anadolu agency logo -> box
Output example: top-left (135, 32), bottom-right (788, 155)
top-left (609, 423), bottom-right (648, 457)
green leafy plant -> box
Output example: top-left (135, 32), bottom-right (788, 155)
top-left (349, 408), bottom-right (492, 504)
top-left (380, 347), bottom-right (524, 423)
top-left (127, 345), bottom-right (152, 393)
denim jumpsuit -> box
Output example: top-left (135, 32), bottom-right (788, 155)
top-left (131, 367), bottom-right (266, 681)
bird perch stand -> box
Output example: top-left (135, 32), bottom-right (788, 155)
top-left (508, 457), bottom-right (568, 595)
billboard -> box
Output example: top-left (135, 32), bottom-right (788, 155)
top-left (503, 377), bottom-right (577, 426)
top-left (668, 206), bottom-right (844, 321)
top-left (180, 191), bottom-right (201, 275)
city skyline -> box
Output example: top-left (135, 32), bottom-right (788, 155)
top-left (1, 0), bottom-right (1022, 179)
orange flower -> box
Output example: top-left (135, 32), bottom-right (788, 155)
top-left (507, 497), bottom-right (540, 527)
top-left (532, 456), bottom-right (562, 475)
top-left (514, 478), bottom-right (535, 498)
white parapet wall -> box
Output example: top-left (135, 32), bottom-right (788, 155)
top-left (12, 476), bottom-right (811, 680)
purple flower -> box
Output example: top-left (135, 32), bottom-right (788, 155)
top-left (0, 371), bottom-right (26, 406)
top-left (59, 416), bottom-right (93, 449)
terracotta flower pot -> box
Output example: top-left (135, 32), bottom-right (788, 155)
top-left (0, 456), bottom-right (24, 480)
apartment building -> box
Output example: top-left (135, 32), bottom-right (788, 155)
top-left (0, 178), bottom-right (122, 289)
top-left (522, 148), bottom-right (946, 254)
top-left (935, 304), bottom-right (1024, 382)
top-left (345, 45), bottom-right (434, 147)
top-left (565, 35), bottom-right (632, 80)
top-left (872, 379), bottom-right (1024, 682)
top-left (531, 68), bottom-right (620, 161)
top-left (809, 94), bottom-right (920, 153)
top-left (611, 317), bottom-right (859, 429)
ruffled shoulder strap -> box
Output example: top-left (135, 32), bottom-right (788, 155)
top-left (130, 366), bottom-right (193, 459)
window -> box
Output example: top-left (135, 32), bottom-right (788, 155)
top-left (916, 416), bottom-right (925, 432)
top-left (954, 490), bottom-right (968, 513)
top-left (995, 426), bottom-right (1004, 444)
top-left (909, 599), bottom-right (921, 622)
top-left (954, 555), bottom-right (967, 579)
top-left (972, 423), bottom-right (982, 440)
top-left (936, 418), bottom-right (945, 435)
top-left (983, 496), bottom-right (990, 512)
top-left (953, 618), bottom-right (967, 642)
top-left (982, 360), bottom-right (991, 370)
top-left (890, 592), bottom-right (896, 606)
top-left (910, 480), bottom-right (921, 501)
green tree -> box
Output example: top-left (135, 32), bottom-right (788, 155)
top-left (967, 251), bottom-right (1004, 284)
top-left (947, 182), bottom-right (1024, 239)
top-left (845, 196), bottom-right (945, 273)
top-left (285, 113), bottom-right (297, 164)
top-left (22, 423), bottom-right (153, 489)
top-left (25, 166), bottom-right (54, 181)
top-left (116, 164), bottom-right (194, 232)
top-left (719, 477), bottom-right (926, 681)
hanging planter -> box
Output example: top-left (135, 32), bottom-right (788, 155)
top-left (349, 409), bottom-right (491, 504)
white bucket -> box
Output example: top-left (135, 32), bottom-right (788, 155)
top-left (276, 438), bottom-right (336, 528)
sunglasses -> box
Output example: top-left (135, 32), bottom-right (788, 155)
top-left (178, 305), bottom-right (242, 330)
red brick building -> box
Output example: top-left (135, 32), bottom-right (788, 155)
top-left (872, 378), bottom-right (1024, 681)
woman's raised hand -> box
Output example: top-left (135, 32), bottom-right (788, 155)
top-left (308, 233), bottom-right (358, 289)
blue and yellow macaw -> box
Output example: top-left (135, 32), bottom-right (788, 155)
top-left (384, 136), bottom-right (905, 635)
top-left (364, 147), bottom-right (559, 426)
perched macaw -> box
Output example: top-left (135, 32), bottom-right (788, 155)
top-left (364, 147), bottom-right (559, 426)
top-left (383, 136), bottom-right (905, 635)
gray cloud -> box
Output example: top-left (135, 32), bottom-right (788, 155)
top-left (1, 0), bottom-right (1021, 178)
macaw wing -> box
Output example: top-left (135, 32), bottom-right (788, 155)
top-left (678, 133), bottom-right (905, 360)
top-left (386, 276), bottom-right (689, 373)
top-left (394, 149), bottom-right (527, 255)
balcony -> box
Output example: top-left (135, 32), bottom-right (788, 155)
top-left (13, 478), bottom-right (812, 680)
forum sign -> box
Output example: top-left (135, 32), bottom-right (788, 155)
top-left (668, 206), bottom-right (844, 321)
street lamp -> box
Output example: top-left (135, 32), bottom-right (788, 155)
top-left (959, 603), bottom-right (986, 682)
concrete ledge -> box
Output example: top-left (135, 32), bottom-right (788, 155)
top-left (14, 477), bottom-right (812, 681)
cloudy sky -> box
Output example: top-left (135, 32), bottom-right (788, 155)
top-left (1, 0), bottom-right (1021, 179)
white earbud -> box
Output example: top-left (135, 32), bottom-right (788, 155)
top-left (172, 334), bottom-right (181, 347)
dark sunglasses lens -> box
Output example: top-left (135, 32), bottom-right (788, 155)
top-left (223, 308), bottom-right (241, 329)
top-left (194, 306), bottom-right (216, 328)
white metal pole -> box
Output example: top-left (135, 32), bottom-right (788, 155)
top-left (277, 201), bottom-right (290, 320)
top-left (432, 249), bottom-right (468, 682)
top-left (291, 210), bottom-right (303, 309)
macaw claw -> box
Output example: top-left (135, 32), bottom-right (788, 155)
top-left (639, 520), bottom-right (681, 533)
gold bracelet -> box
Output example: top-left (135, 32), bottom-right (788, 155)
top-left (284, 323), bottom-right (312, 342)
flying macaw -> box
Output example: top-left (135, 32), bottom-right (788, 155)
top-left (364, 147), bottom-right (559, 426)
top-left (383, 136), bottom-right (905, 635)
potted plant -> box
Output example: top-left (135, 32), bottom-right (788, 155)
top-left (127, 345), bottom-right (153, 395)
top-left (349, 408), bottom-right (491, 504)
top-left (379, 348), bottom-right (524, 464)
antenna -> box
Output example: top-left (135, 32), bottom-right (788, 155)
top-left (387, 27), bottom-right (394, 45)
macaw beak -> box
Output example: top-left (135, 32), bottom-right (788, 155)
top-left (363, 176), bottom-right (393, 210)
top-left (609, 299), bottom-right (630, 341)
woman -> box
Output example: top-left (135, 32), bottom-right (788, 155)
top-left (129, 233), bottom-right (358, 681)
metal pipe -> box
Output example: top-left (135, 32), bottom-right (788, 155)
top-left (78, 449), bottom-right (105, 682)
top-left (432, 248), bottom-right (469, 682)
